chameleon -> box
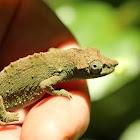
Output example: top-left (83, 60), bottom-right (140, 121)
top-left (0, 47), bottom-right (118, 123)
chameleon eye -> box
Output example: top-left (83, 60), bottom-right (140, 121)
top-left (89, 60), bottom-right (103, 73)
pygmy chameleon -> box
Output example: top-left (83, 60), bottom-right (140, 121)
top-left (0, 48), bottom-right (118, 123)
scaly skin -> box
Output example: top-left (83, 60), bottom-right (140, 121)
top-left (0, 48), bottom-right (118, 123)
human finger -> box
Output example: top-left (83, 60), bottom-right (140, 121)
top-left (21, 80), bottom-right (90, 140)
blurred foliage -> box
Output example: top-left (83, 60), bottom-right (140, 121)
top-left (119, 119), bottom-right (140, 140)
top-left (45, 0), bottom-right (140, 139)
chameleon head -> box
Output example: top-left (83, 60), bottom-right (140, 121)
top-left (88, 57), bottom-right (118, 77)
top-left (87, 48), bottom-right (118, 77)
top-left (74, 48), bottom-right (118, 78)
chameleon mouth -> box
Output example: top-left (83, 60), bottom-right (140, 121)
top-left (100, 62), bottom-right (118, 76)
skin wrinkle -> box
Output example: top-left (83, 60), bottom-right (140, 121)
top-left (0, 126), bottom-right (17, 131)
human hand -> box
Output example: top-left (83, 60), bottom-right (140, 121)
top-left (0, 0), bottom-right (90, 139)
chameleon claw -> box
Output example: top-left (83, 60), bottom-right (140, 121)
top-left (67, 93), bottom-right (73, 100)
top-left (59, 89), bottom-right (73, 99)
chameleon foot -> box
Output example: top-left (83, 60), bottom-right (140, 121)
top-left (53, 89), bottom-right (72, 99)
top-left (0, 95), bottom-right (19, 123)
top-left (56, 89), bottom-right (72, 99)
top-left (41, 86), bottom-right (72, 99)
top-left (0, 112), bottom-right (19, 123)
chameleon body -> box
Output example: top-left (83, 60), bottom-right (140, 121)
top-left (0, 48), bottom-right (118, 123)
